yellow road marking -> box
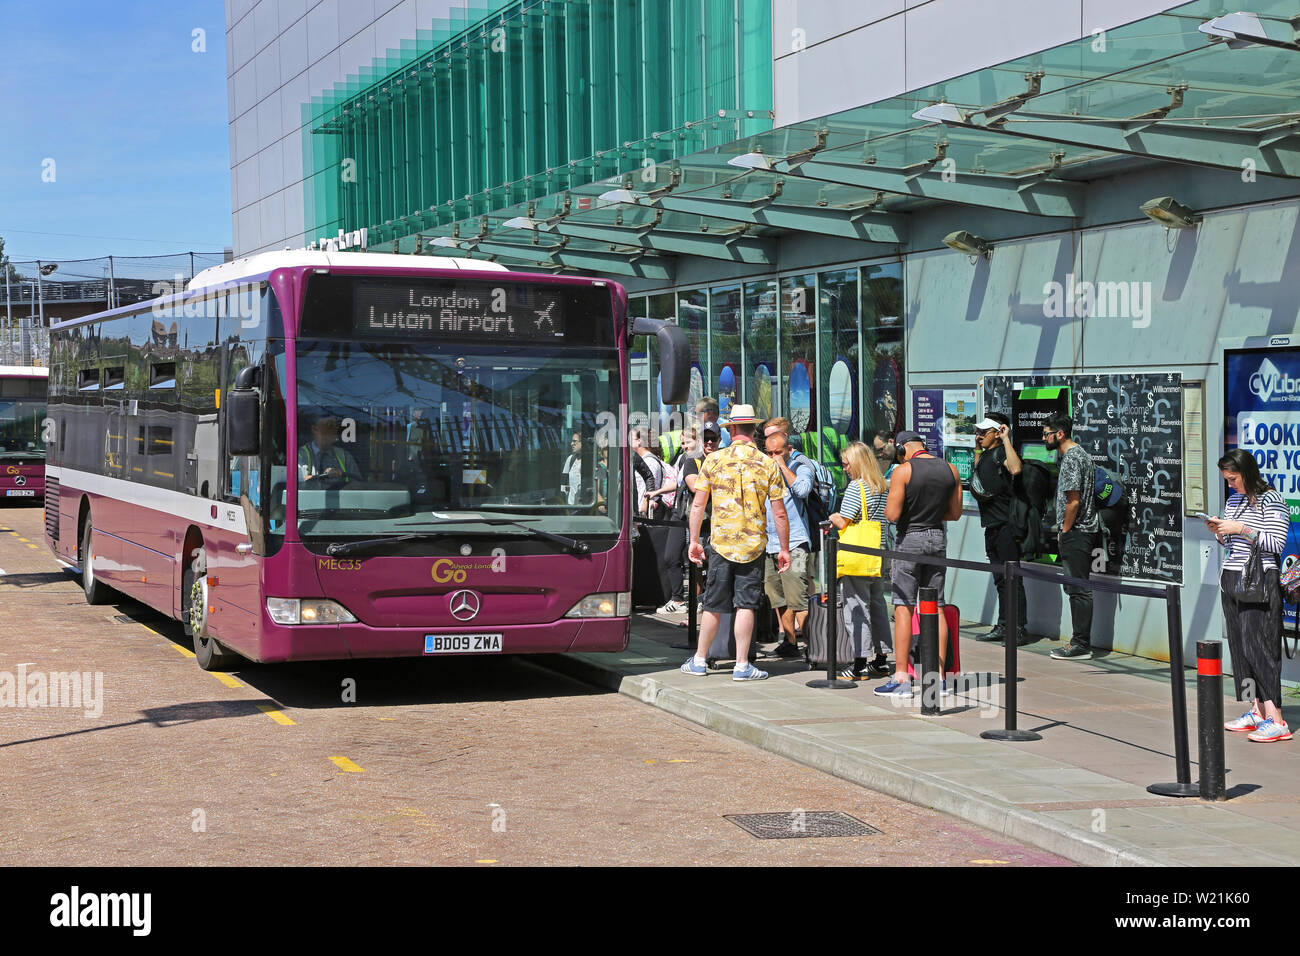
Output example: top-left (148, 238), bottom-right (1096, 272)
top-left (377, 716), bottom-right (395, 721)
top-left (256, 703), bottom-right (296, 725)
top-left (169, 644), bottom-right (197, 659)
top-left (476, 859), bottom-right (498, 864)
top-left (329, 756), bottom-right (365, 773)
top-left (666, 759), bottom-right (694, 763)
top-left (644, 759), bottom-right (657, 764)
top-left (211, 672), bottom-right (243, 689)
top-left (17, 538), bottom-right (29, 543)
top-left (970, 859), bottom-right (1010, 865)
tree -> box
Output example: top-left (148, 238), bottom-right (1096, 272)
top-left (0, 235), bottom-right (22, 285)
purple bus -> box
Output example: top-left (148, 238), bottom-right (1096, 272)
top-left (44, 252), bottom-right (686, 669)
top-left (0, 365), bottom-right (48, 501)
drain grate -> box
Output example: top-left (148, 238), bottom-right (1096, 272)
top-left (724, 811), bottom-right (880, 840)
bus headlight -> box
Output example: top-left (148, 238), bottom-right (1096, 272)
top-left (564, 592), bottom-right (631, 618)
top-left (267, 598), bottom-right (357, 625)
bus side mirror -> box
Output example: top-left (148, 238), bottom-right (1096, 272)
top-left (227, 366), bottom-right (261, 456)
top-left (631, 317), bottom-right (690, 405)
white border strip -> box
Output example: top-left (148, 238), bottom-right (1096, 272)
top-left (45, 465), bottom-right (248, 536)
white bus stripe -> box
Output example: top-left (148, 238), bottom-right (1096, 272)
top-left (44, 465), bottom-right (249, 536)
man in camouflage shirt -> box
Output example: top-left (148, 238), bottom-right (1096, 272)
top-left (682, 404), bottom-right (791, 680)
top-left (1044, 413), bottom-right (1101, 660)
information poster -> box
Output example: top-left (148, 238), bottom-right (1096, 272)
top-left (1225, 348), bottom-right (1300, 624)
top-left (912, 389), bottom-right (944, 457)
top-left (985, 374), bottom-right (1183, 584)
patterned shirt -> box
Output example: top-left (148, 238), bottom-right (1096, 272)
top-left (696, 439), bottom-right (784, 563)
top-left (1055, 444), bottom-right (1099, 533)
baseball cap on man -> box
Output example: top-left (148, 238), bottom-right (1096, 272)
top-left (700, 421), bottom-right (721, 438)
top-left (895, 430), bottom-right (926, 447)
top-left (974, 418), bottom-right (1005, 432)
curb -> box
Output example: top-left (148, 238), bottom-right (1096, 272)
top-left (539, 651), bottom-right (1181, 867)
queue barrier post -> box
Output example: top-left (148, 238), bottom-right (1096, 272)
top-left (981, 560), bottom-right (1041, 742)
top-left (687, 559), bottom-right (699, 648)
top-left (1196, 640), bottom-right (1227, 802)
top-left (807, 526), bottom-right (855, 690)
top-left (1148, 584), bottom-right (1200, 798)
top-left (918, 587), bottom-right (942, 716)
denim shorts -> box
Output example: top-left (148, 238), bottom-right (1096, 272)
top-left (891, 527), bottom-right (947, 607)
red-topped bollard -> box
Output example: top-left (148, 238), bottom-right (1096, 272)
top-left (1197, 641), bottom-right (1226, 802)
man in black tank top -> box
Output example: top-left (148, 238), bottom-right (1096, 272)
top-left (874, 431), bottom-right (963, 699)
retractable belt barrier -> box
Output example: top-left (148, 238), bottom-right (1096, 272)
top-left (829, 539), bottom-right (1200, 796)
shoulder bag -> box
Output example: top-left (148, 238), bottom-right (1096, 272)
top-left (1228, 499), bottom-right (1270, 602)
top-left (836, 480), bottom-right (882, 579)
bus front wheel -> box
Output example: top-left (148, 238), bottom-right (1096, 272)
top-left (186, 550), bottom-right (239, 672)
top-left (80, 518), bottom-right (112, 605)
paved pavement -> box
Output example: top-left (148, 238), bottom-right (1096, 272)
top-left (542, 608), bottom-right (1300, 867)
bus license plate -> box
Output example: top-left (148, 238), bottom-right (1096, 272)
top-left (424, 634), bottom-right (503, 654)
top-left (5, 490), bottom-right (35, 497)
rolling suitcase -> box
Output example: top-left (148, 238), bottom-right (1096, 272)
top-left (803, 592), bottom-right (854, 671)
top-left (906, 603), bottom-right (962, 677)
top-left (705, 609), bottom-right (761, 669)
top-left (631, 519), bottom-right (674, 609)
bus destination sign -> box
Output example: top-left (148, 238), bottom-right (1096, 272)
top-left (354, 281), bottom-right (566, 341)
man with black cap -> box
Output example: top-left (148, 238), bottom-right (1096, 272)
top-left (971, 412), bottom-right (1029, 644)
top-left (874, 429), bottom-right (962, 698)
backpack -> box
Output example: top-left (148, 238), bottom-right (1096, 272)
top-left (1095, 465), bottom-right (1126, 508)
top-left (800, 452), bottom-right (837, 528)
top-left (1009, 459), bottom-right (1054, 559)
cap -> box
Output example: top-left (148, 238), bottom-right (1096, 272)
top-left (701, 421), bottom-right (722, 437)
top-left (895, 430), bottom-right (926, 447)
top-left (974, 418), bottom-right (1005, 432)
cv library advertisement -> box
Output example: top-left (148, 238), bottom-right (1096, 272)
top-left (1226, 348), bottom-right (1300, 623)
top-left (984, 373), bottom-right (1184, 585)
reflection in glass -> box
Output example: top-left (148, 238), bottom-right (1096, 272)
top-left (828, 360), bottom-right (853, 433)
top-left (753, 365), bottom-right (773, 419)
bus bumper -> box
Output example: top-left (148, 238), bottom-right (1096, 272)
top-left (252, 616), bottom-right (631, 662)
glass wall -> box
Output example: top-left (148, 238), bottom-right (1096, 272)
top-left (628, 257), bottom-right (905, 485)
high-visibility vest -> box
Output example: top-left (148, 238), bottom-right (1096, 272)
top-left (299, 444), bottom-right (352, 482)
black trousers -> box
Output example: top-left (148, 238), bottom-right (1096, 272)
top-left (1058, 528), bottom-right (1100, 648)
top-left (1220, 568), bottom-right (1283, 706)
top-left (984, 524), bottom-right (1027, 630)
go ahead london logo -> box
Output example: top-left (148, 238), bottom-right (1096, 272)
top-left (1249, 358), bottom-right (1300, 404)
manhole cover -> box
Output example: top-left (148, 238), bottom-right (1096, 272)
top-left (724, 811), bottom-right (880, 840)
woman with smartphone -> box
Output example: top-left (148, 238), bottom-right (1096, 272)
top-left (1208, 449), bottom-right (1291, 742)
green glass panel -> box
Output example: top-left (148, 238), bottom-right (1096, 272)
top-left (743, 278), bottom-right (779, 420)
top-left (861, 262), bottom-right (905, 439)
top-left (780, 273), bottom-right (816, 444)
top-left (709, 284), bottom-right (741, 420)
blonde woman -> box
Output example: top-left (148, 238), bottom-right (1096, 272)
top-left (829, 441), bottom-right (892, 678)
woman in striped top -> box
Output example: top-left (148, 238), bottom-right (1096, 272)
top-left (1208, 449), bottom-right (1291, 743)
top-left (829, 441), bottom-right (892, 678)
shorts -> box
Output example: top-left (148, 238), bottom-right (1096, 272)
top-left (891, 527), bottom-right (947, 607)
top-left (764, 546), bottom-right (811, 612)
top-left (702, 546), bottom-right (766, 612)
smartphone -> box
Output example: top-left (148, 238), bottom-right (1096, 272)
top-left (1194, 511), bottom-right (1215, 521)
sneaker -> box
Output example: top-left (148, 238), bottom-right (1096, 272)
top-left (977, 625), bottom-right (1005, 643)
top-left (1225, 710), bottom-right (1261, 733)
top-left (865, 655), bottom-right (891, 677)
top-left (873, 678), bottom-right (913, 698)
top-left (657, 600), bottom-right (686, 614)
top-left (1247, 719), bottom-right (1292, 743)
top-left (837, 666), bottom-right (858, 681)
top-left (1015, 629), bottom-right (1034, 646)
top-left (773, 640), bottom-right (802, 659)
top-left (1050, 643), bottom-right (1092, 660)
top-left (680, 658), bottom-right (708, 676)
top-left (732, 663), bottom-right (769, 681)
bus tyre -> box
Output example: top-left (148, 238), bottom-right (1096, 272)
top-left (80, 519), bottom-right (112, 605)
top-left (186, 551), bottom-right (238, 671)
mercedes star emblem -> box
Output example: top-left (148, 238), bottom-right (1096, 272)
top-left (448, 589), bottom-right (481, 621)
top-left (13, 475), bottom-right (25, 486)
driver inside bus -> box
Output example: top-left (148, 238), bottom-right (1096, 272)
top-left (298, 415), bottom-right (362, 484)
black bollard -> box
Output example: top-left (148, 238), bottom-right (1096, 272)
top-left (981, 560), bottom-right (1041, 741)
top-left (807, 526), bottom-right (855, 690)
top-left (1197, 641), bottom-right (1227, 802)
top-left (687, 559), bottom-right (699, 646)
top-left (1148, 584), bottom-right (1199, 797)
top-left (918, 586), bottom-right (941, 715)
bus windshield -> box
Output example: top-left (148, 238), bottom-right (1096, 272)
top-left (294, 339), bottom-right (620, 542)
top-left (0, 379), bottom-right (46, 457)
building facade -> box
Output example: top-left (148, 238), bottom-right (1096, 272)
top-left (226, 0), bottom-right (1300, 675)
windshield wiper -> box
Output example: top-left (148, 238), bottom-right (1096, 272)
top-left (325, 520), bottom-right (590, 556)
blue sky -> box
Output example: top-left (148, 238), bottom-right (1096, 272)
top-left (0, 1), bottom-right (231, 264)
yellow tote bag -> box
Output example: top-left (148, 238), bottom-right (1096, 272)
top-left (837, 481), bottom-right (882, 578)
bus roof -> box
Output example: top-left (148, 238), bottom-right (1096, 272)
top-left (188, 251), bottom-right (508, 291)
top-left (0, 365), bottom-right (49, 378)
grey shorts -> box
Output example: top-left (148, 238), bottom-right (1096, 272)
top-left (891, 527), bottom-right (947, 607)
top-left (764, 546), bottom-right (811, 612)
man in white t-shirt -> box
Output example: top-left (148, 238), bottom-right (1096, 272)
top-left (562, 432), bottom-right (583, 505)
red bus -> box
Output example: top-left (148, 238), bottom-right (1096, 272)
top-left (0, 365), bottom-right (48, 502)
top-left (44, 252), bottom-right (686, 669)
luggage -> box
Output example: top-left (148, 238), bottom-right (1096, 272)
top-left (631, 519), bottom-right (674, 609)
top-left (906, 603), bottom-right (962, 677)
top-left (705, 610), bottom-right (761, 668)
top-left (803, 592), bottom-right (854, 670)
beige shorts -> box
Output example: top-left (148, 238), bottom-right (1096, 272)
top-left (764, 547), bottom-right (811, 612)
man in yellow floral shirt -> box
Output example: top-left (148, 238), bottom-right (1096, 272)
top-left (682, 405), bottom-right (790, 680)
